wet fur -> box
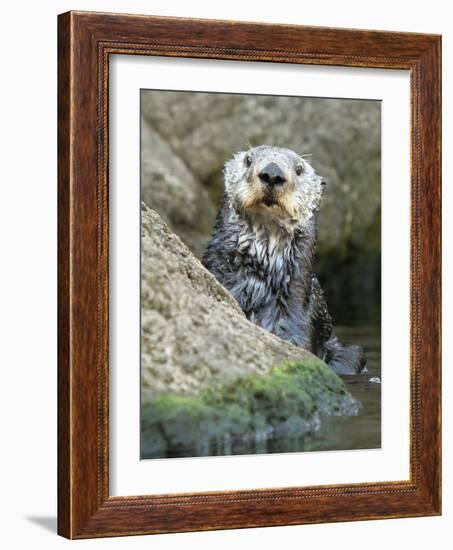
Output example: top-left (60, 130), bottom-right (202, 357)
top-left (202, 145), bottom-right (366, 375)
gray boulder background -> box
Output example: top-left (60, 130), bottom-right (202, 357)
top-left (141, 90), bottom-right (381, 322)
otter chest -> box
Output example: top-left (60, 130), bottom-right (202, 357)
top-left (228, 230), bottom-right (299, 319)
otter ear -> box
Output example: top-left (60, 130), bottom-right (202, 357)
top-left (315, 178), bottom-right (327, 204)
top-left (223, 152), bottom-right (243, 191)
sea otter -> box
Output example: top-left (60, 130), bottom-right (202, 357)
top-left (202, 145), bottom-right (366, 375)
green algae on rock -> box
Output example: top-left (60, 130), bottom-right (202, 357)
top-left (141, 359), bottom-right (360, 459)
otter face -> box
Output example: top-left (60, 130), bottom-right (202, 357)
top-left (223, 145), bottom-right (326, 228)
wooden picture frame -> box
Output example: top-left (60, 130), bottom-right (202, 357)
top-left (58, 10), bottom-right (441, 539)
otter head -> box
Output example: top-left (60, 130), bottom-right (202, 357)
top-left (223, 145), bottom-right (326, 230)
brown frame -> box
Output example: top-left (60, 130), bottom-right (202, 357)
top-left (58, 10), bottom-right (442, 539)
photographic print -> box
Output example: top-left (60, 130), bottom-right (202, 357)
top-left (140, 90), bottom-right (381, 460)
top-left (58, 12), bottom-right (441, 537)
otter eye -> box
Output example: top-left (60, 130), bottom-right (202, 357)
top-left (295, 164), bottom-right (304, 176)
top-left (245, 155), bottom-right (253, 167)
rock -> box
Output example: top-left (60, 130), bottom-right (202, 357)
top-left (141, 119), bottom-right (216, 257)
top-left (141, 202), bottom-right (314, 400)
top-left (140, 204), bottom-right (360, 458)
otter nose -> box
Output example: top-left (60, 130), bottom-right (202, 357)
top-left (259, 162), bottom-right (287, 187)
